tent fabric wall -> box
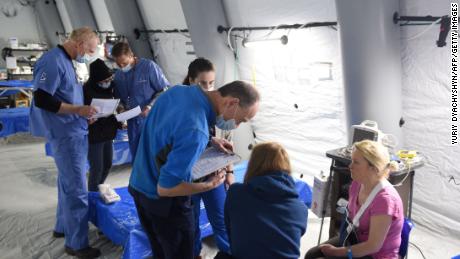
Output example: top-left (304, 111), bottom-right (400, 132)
top-left (180, 0), bottom-right (235, 87)
top-left (400, 0), bottom-right (460, 238)
top-left (136, 0), bottom-right (195, 85)
top-left (222, 0), bottom-right (347, 176)
top-left (104, 0), bottom-right (153, 60)
top-left (336, 0), bottom-right (403, 145)
top-left (89, 0), bottom-right (115, 32)
top-left (59, 0), bottom-right (97, 31)
top-left (34, 0), bottom-right (65, 48)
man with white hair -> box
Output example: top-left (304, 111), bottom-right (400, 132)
top-left (29, 27), bottom-right (101, 258)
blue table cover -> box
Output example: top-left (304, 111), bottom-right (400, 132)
top-left (0, 107), bottom-right (29, 137)
top-left (0, 80), bottom-right (33, 96)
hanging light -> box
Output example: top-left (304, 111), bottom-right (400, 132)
top-left (242, 35), bottom-right (288, 48)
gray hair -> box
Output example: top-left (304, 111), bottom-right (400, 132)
top-left (218, 80), bottom-right (260, 108)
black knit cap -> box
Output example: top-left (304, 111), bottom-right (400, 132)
top-left (89, 58), bottom-right (113, 83)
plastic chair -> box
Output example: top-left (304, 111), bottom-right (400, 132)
top-left (399, 218), bottom-right (414, 258)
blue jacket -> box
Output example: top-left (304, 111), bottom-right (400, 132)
top-left (129, 85), bottom-right (216, 199)
top-left (225, 171), bottom-right (308, 259)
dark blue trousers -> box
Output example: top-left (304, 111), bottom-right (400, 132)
top-left (129, 186), bottom-right (195, 259)
top-left (87, 140), bottom-right (113, 192)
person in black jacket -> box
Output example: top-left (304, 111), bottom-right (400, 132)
top-left (83, 58), bottom-right (121, 192)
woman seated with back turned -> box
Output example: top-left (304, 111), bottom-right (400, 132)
top-left (305, 140), bottom-right (402, 259)
top-left (222, 142), bottom-right (308, 259)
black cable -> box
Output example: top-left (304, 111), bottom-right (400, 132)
top-left (134, 28), bottom-right (189, 39)
top-left (448, 175), bottom-right (460, 185)
top-left (409, 242), bottom-right (427, 259)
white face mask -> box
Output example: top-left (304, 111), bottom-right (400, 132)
top-left (76, 53), bottom-right (91, 63)
top-left (98, 81), bottom-right (111, 89)
top-left (121, 63), bottom-right (132, 72)
top-left (216, 105), bottom-right (238, 130)
top-left (216, 115), bottom-right (237, 130)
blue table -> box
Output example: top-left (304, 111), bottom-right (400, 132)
top-left (0, 80), bottom-right (34, 97)
top-left (0, 80), bottom-right (33, 137)
top-left (87, 162), bottom-right (312, 259)
top-left (45, 129), bottom-right (132, 166)
top-left (0, 107), bottom-right (30, 137)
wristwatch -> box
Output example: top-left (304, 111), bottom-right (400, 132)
top-left (226, 170), bottom-right (234, 174)
top-left (347, 246), bottom-right (353, 259)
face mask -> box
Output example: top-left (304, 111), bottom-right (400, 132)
top-left (216, 105), bottom-right (238, 130)
top-left (216, 115), bottom-right (237, 130)
top-left (76, 53), bottom-right (91, 64)
top-left (98, 81), bottom-right (111, 89)
top-left (121, 63), bottom-right (132, 73)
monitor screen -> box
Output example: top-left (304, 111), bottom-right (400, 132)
top-left (352, 127), bottom-right (378, 144)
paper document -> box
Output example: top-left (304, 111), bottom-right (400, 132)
top-left (91, 98), bottom-right (120, 119)
top-left (115, 106), bottom-right (141, 122)
top-left (192, 147), bottom-right (241, 181)
top-left (6, 56), bottom-right (17, 69)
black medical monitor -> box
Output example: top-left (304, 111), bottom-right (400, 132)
top-left (351, 126), bottom-right (378, 144)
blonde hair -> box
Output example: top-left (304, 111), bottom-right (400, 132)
top-left (353, 140), bottom-right (398, 178)
top-left (69, 27), bottom-right (97, 43)
top-left (244, 142), bottom-right (291, 183)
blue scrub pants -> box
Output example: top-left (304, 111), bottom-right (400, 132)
top-left (192, 184), bottom-right (230, 256)
top-left (127, 116), bottom-right (145, 159)
top-left (51, 135), bottom-right (89, 250)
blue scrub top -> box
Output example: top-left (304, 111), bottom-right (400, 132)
top-left (113, 58), bottom-right (169, 109)
top-left (129, 85), bottom-right (216, 199)
top-left (29, 46), bottom-right (87, 140)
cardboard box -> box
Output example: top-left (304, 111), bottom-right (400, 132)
top-left (14, 99), bottom-right (29, 107)
top-left (311, 175), bottom-right (331, 217)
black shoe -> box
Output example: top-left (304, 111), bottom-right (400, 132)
top-left (52, 231), bottom-right (65, 238)
top-left (65, 246), bottom-right (101, 259)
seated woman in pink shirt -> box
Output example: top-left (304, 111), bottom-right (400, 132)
top-left (305, 140), bottom-right (403, 259)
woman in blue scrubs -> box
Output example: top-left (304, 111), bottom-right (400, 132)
top-left (183, 58), bottom-right (234, 258)
top-left (111, 42), bottom-right (169, 159)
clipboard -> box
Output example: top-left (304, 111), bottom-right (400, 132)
top-left (192, 147), bottom-right (241, 181)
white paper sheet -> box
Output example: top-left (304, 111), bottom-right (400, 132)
top-left (192, 147), bottom-right (241, 180)
top-left (6, 57), bottom-right (17, 69)
top-left (90, 98), bottom-right (120, 119)
top-left (115, 106), bottom-right (141, 122)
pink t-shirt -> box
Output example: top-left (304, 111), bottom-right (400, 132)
top-left (348, 181), bottom-right (404, 259)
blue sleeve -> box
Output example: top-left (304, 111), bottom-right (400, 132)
top-left (34, 57), bottom-right (61, 95)
top-left (158, 129), bottom-right (208, 188)
top-left (148, 61), bottom-right (169, 92)
top-left (113, 72), bottom-right (126, 104)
